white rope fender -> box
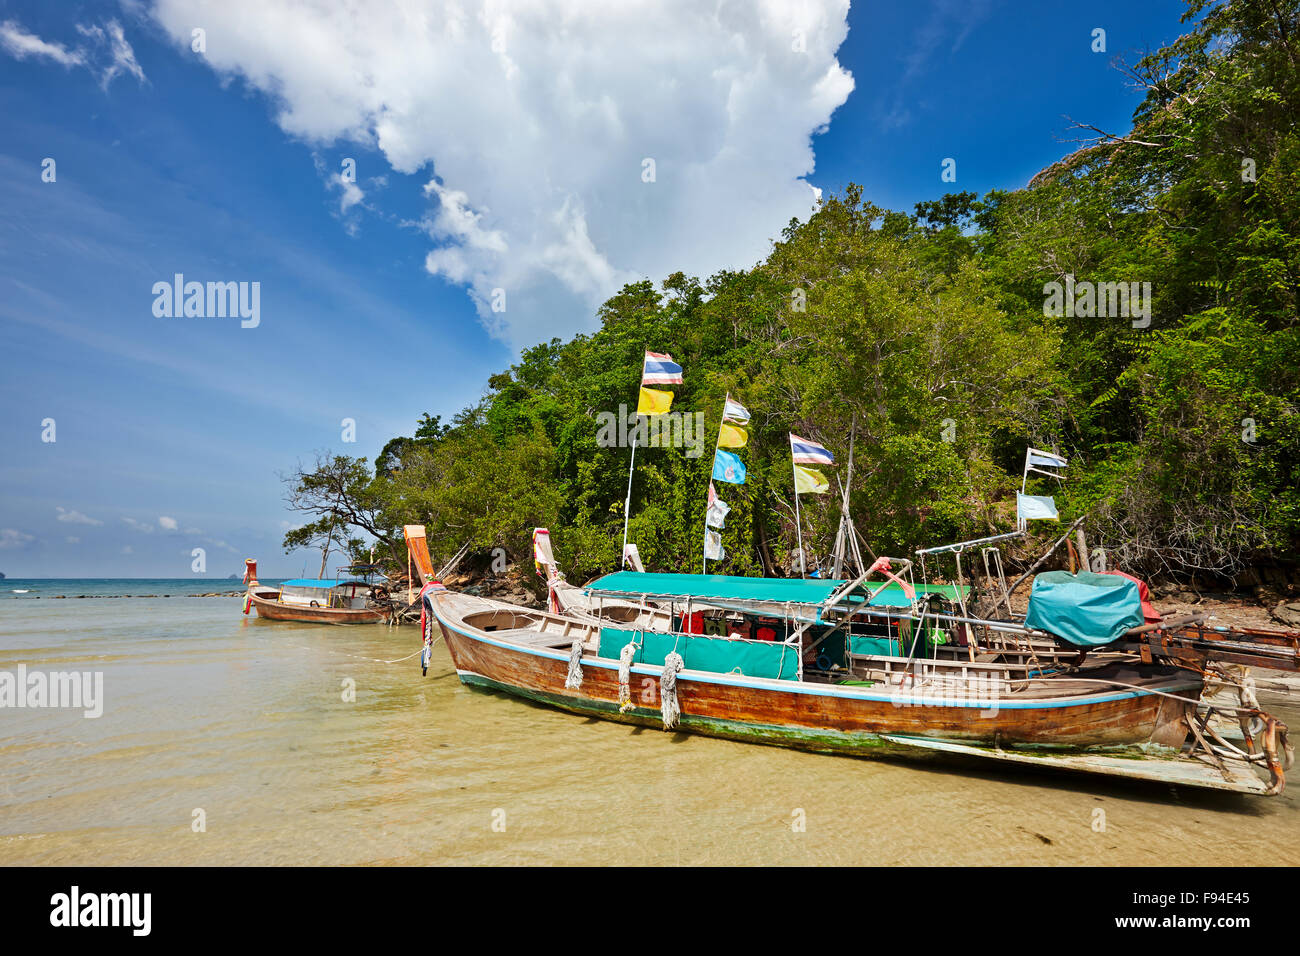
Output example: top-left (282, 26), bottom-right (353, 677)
top-left (565, 637), bottom-right (584, 690)
top-left (660, 652), bottom-right (685, 730)
top-left (618, 642), bottom-right (637, 713)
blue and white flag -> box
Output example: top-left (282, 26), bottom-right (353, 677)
top-left (790, 433), bottom-right (834, 465)
top-left (1017, 493), bottom-right (1060, 521)
top-left (722, 395), bottom-right (751, 425)
top-left (712, 449), bottom-right (747, 485)
top-left (1027, 447), bottom-right (1068, 471)
top-left (642, 351), bottom-right (683, 385)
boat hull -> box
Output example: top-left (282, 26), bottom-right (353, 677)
top-left (432, 597), bottom-right (1196, 754)
top-left (247, 588), bottom-right (387, 625)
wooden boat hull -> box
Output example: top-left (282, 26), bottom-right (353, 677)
top-left (430, 590), bottom-right (1197, 753)
top-left (247, 588), bottom-right (387, 625)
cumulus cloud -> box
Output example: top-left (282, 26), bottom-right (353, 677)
top-left (123, 517), bottom-right (155, 533)
top-left (148, 0), bottom-right (854, 347)
top-left (159, 515), bottom-right (179, 530)
top-left (56, 507), bottom-right (103, 526)
top-left (0, 17), bottom-right (146, 89)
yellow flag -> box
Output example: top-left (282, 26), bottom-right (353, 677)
top-left (718, 422), bottom-right (748, 448)
top-left (793, 464), bottom-right (829, 494)
top-left (637, 386), bottom-right (674, 416)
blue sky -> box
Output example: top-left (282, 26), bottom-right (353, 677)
top-left (0, 0), bottom-right (1192, 577)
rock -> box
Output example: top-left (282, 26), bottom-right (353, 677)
top-left (1272, 601), bottom-right (1300, 628)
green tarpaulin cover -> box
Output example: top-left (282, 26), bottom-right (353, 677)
top-left (1023, 570), bottom-right (1144, 648)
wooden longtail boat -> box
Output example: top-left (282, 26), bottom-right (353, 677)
top-left (423, 566), bottom-right (1284, 795)
top-left (241, 559), bottom-right (391, 624)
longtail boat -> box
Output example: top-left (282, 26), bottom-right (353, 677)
top-left (241, 559), bottom-right (391, 624)
top-left (423, 559), bottom-right (1293, 796)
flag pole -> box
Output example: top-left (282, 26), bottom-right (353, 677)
top-left (1018, 446), bottom-right (1031, 531)
top-left (791, 439), bottom-right (805, 578)
top-left (621, 430), bottom-right (638, 569)
top-left (703, 393), bottom-right (728, 575)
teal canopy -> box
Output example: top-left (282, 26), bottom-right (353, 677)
top-left (587, 572), bottom-right (842, 605)
top-left (280, 578), bottom-right (360, 589)
top-left (584, 571), bottom-right (965, 611)
top-left (1024, 570), bottom-right (1144, 647)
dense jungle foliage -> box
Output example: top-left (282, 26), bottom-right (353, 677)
top-left (287, 0), bottom-right (1300, 588)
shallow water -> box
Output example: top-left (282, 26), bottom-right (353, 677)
top-left (1, 594), bottom-right (1298, 865)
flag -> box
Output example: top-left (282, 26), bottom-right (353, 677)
top-left (722, 396), bottom-right (751, 425)
top-left (790, 433), bottom-right (834, 465)
top-left (712, 449), bottom-right (747, 485)
top-left (793, 464), bottom-right (829, 494)
top-left (1017, 493), bottom-right (1059, 521)
top-left (642, 351), bottom-right (683, 385)
top-left (1027, 448), bottom-right (1067, 470)
top-left (706, 482), bottom-right (731, 529)
top-left (718, 422), bottom-right (748, 448)
top-left (704, 529), bottom-right (725, 561)
top-left (637, 386), bottom-right (674, 416)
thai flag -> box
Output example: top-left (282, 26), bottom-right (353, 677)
top-left (642, 351), bottom-right (683, 385)
top-left (790, 433), bottom-right (834, 465)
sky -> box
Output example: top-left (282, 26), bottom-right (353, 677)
top-left (0, 0), bottom-right (1193, 578)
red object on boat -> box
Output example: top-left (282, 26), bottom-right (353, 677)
top-left (1103, 569), bottom-right (1161, 623)
top-left (682, 611), bottom-right (706, 634)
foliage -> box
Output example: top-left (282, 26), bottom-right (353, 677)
top-left (284, 1), bottom-right (1300, 583)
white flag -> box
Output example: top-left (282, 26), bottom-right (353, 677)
top-left (704, 529), bottom-right (725, 561)
top-left (706, 481), bottom-right (731, 529)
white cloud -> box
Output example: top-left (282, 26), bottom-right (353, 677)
top-left (0, 528), bottom-right (35, 549)
top-left (0, 20), bottom-right (85, 66)
top-left (159, 515), bottom-right (179, 530)
top-left (148, 0), bottom-right (854, 348)
top-left (121, 545), bottom-right (134, 555)
top-left (75, 20), bottom-right (147, 90)
top-left (123, 517), bottom-right (155, 533)
top-left (0, 18), bottom-right (146, 89)
top-left (65, 536), bottom-right (81, 544)
top-left (56, 507), bottom-right (103, 526)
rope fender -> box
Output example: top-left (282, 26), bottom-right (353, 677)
top-left (618, 642), bottom-right (637, 713)
top-left (660, 652), bottom-right (685, 730)
top-left (565, 638), bottom-right (584, 690)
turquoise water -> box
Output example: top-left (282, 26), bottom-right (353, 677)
top-left (2, 578), bottom-right (272, 598)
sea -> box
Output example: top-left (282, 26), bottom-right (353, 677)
top-left (1, 578), bottom-right (1299, 865)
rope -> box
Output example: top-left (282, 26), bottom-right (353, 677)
top-left (565, 637), bottom-right (584, 690)
top-left (660, 652), bottom-right (685, 730)
top-left (618, 641), bottom-right (637, 713)
top-left (281, 640), bottom-right (432, 665)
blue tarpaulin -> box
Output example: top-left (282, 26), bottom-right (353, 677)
top-left (1024, 570), bottom-right (1144, 648)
